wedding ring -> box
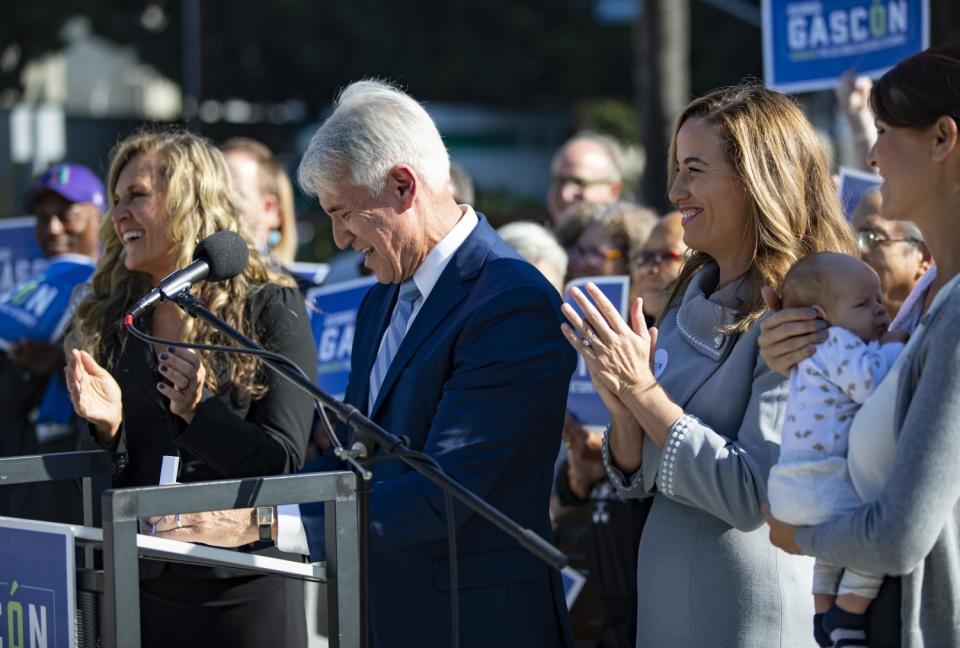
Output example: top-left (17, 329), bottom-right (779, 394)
top-left (581, 327), bottom-right (598, 348)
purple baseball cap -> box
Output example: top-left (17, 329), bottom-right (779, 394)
top-left (24, 163), bottom-right (106, 212)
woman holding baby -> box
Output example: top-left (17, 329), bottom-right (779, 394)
top-left (762, 45), bottom-right (960, 648)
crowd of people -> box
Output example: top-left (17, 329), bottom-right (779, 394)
top-left (0, 42), bottom-right (958, 648)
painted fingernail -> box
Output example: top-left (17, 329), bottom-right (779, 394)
top-left (815, 320), bottom-right (828, 329)
top-left (159, 352), bottom-right (169, 360)
top-left (158, 383), bottom-right (166, 390)
top-left (816, 331), bottom-right (829, 341)
top-left (806, 309), bottom-right (818, 318)
top-left (168, 346), bottom-right (176, 353)
top-left (806, 345), bottom-right (817, 354)
top-left (159, 365), bottom-right (168, 372)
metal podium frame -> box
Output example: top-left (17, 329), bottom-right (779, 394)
top-left (0, 453), bottom-right (360, 648)
top-left (101, 471), bottom-right (360, 648)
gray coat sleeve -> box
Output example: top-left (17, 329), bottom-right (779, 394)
top-left (652, 354), bottom-right (789, 532)
top-left (796, 300), bottom-right (960, 575)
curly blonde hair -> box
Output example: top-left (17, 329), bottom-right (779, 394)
top-left (69, 130), bottom-right (295, 399)
top-left (665, 84), bottom-right (856, 332)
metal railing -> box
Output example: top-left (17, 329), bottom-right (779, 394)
top-left (100, 471), bottom-right (359, 648)
top-left (0, 453), bottom-right (360, 648)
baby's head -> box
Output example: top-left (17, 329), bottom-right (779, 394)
top-left (782, 252), bottom-right (891, 342)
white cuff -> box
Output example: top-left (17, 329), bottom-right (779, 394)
top-left (656, 414), bottom-right (698, 497)
top-left (601, 425), bottom-right (644, 495)
top-left (276, 504), bottom-right (310, 556)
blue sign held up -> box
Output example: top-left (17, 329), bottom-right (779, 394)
top-left (762, 0), bottom-right (929, 93)
top-left (0, 253), bottom-right (96, 350)
top-left (564, 275), bottom-right (631, 429)
top-left (305, 276), bottom-right (378, 399)
top-left (0, 218), bottom-right (46, 295)
top-left (838, 166), bottom-right (884, 220)
top-left (0, 519), bottom-right (76, 648)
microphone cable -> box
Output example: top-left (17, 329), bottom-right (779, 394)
top-left (125, 317), bottom-right (461, 648)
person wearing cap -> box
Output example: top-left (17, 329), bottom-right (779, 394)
top-left (0, 162), bottom-right (103, 523)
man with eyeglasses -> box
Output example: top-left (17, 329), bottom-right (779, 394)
top-left (630, 211), bottom-right (688, 324)
top-left (851, 189), bottom-right (932, 319)
top-left (547, 133), bottom-right (623, 226)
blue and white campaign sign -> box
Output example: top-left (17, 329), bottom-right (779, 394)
top-left (305, 276), bottom-right (378, 399)
top-left (564, 275), bottom-right (631, 429)
top-left (762, 0), bottom-right (929, 93)
top-left (0, 218), bottom-right (46, 295)
top-left (838, 166), bottom-right (884, 220)
top-left (0, 254), bottom-right (96, 350)
top-left (0, 518), bottom-right (76, 648)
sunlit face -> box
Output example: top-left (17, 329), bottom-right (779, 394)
top-left (852, 209), bottom-right (927, 317)
top-left (631, 214), bottom-right (686, 318)
top-left (224, 150), bottom-right (280, 251)
top-left (547, 140), bottom-right (620, 225)
top-left (669, 117), bottom-right (754, 277)
top-left (318, 180), bottom-right (424, 284)
top-left (31, 192), bottom-right (100, 258)
top-left (823, 262), bottom-right (890, 343)
top-left (567, 223), bottom-right (626, 280)
top-left (868, 119), bottom-right (936, 222)
top-left (111, 152), bottom-right (178, 286)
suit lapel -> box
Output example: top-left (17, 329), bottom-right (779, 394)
top-left (368, 219), bottom-right (493, 418)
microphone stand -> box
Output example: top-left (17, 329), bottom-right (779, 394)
top-left (156, 291), bottom-right (569, 647)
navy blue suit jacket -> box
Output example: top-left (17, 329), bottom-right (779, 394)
top-left (301, 216), bottom-right (576, 647)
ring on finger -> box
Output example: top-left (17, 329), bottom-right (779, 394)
top-left (581, 326), bottom-right (599, 348)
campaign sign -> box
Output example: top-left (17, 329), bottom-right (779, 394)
top-left (564, 275), bottom-right (630, 429)
top-left (838, 166), bottom-right (884, 220)
top-left (0, 254), bottom-right (96, 350)
top-left (762, 0), bottom-right (929, 93)
top-left (285, 262), bottom-right (331, 288)
top-left (0, 518), bottom-right (76, 648)
top-left (305, 276), bottom-right (378, 399)
top-left (0, 218), bottom-right (46, 295)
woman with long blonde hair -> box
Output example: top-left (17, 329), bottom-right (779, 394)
top-left (65, 130), bottom-right (315, 647)
top-left (560, 83), bottom-right (855, 646)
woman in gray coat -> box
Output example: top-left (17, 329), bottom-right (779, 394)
top-left (763, 45), bottom-right (960, 648)
top-left (560, 84), bottom-right (856, 647)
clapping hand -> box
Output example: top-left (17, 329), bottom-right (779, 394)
top-left (156, 347), bottom-right (206, 423)
top-left (560, 283), bottom-right (659, 411)
top-left (65, 348), bottom-right (123, 441)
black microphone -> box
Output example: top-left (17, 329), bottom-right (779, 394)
top-left (125, 231), bottom-right (249, 321)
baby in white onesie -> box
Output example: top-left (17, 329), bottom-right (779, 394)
top-left (767, 252), bottom-right (907, 647)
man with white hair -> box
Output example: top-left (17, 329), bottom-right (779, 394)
top-left (497, 220), bottom-right (568, 292)
top-left (290, 81), bottom-right (577, 647)
top-left (547, 133), bottom-right (623, 226)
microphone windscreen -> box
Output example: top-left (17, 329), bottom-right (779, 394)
top-left (192, 231), bottom-right (250, 281)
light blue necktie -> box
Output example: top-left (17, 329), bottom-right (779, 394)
top-left (368, 279), bottom-right (420, 412)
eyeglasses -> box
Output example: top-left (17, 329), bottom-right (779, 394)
top-left (551, 175), bottom-right (613, 191)
top-left (569, 245), bottom-right (622, 263)
top-left (856, 230), bottom-right (922, 254)
top-left (632, 249), bottom-right (683, 267)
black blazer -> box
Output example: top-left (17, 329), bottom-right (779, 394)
top-left (104, 283), bottom-right (316, 577)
